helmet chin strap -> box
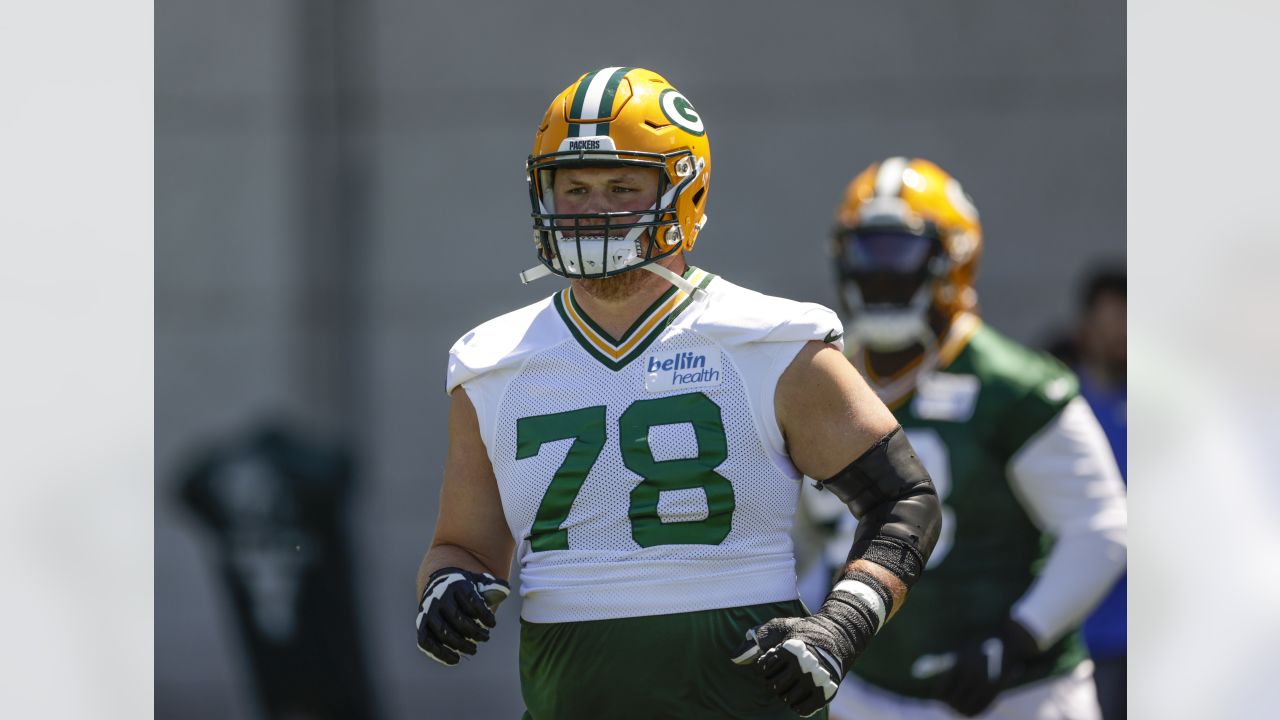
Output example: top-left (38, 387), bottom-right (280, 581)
top-left (519, 263), bottom-right (553, 284)
top-left (520, 250), bottom-right (705, 298)
top-left (641, 261), bottom-right (704, 298)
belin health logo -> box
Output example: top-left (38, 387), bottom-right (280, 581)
top-left (643, 348), bottom-right (722, 392)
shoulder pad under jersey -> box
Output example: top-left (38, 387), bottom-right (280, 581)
top-left (446, 295), bottom-right (565, 394)
top-left (689, 276), bottom-right (845, 351)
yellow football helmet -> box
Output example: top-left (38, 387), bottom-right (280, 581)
top-left (520, 67), bottom-right (711, 291)
top-left (831, 157), bottom-right (982, 351)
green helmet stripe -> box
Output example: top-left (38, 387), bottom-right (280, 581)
top-left (566, 70), bottom-right (598, 138)
top-left (595, 66), bottom-right (633, 136)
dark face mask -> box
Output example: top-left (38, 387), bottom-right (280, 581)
top-left (834, 229), bottom-right (942, 307)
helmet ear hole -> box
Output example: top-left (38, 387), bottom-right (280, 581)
top-left (692, 187), bottom-right (706, 209)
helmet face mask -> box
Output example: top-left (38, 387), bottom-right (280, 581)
top-left (835, 228), bottom-right (944, 302)
top-left (525, 68), bottom-right (710, 281)
top-left (831, 158), bottom-right (982, 352)
top-left (529, 145), bottom-right (700, 278)
top-left (835, 228), bottom-right (947, 351)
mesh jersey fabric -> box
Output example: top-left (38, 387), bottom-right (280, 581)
top-left (447, 268), bottom-right (844, 623)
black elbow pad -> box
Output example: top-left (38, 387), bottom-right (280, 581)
top-left (816, 426), bottom-right (942, 586)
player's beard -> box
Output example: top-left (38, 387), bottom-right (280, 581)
top-left (573, 266), bottom-right (656, 303)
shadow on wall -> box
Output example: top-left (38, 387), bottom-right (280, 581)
top-left (177, 420), bottom-right (380, 720)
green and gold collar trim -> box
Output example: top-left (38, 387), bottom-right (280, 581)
top-left (554, 267), bottom-right (714, 371)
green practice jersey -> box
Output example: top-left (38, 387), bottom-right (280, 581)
top-left (839, 319), bottom-right (1087, 699)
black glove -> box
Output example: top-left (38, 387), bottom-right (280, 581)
top-left (938, 618), bottom-right (1042, 717)
top-left (415, 567), bottom-right (510, 666)
top-left (730, 583), bottom-right (881, 718)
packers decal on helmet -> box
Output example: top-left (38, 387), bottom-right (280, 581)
top-left (658, 90), bottom-right (705, 136)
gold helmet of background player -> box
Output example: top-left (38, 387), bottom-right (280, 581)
top-left (521, 67), bottom-right (711, 287)
top-left (831, 157), bottom-right (982, 351)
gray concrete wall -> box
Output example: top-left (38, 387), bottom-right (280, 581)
top-left (157, 2), bottom-right (299, 717)
top-left (157, 2), bottom-right (1123, 717)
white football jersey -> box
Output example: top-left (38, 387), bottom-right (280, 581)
top-left (447, 267), bottom-right (844, 623)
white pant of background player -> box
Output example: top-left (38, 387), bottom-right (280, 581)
top-left (828, 661), bottom-right (1100, 720)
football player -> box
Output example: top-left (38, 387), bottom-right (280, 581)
top-left (414, 69), bottom-right (942, 719)
top-left (800, 158), bottom-right (1128, 719)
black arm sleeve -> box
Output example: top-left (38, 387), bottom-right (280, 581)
top-left (815, 426), bottom-right (942, 587)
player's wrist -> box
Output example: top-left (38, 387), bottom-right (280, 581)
top-left (818, 569), bottom-right (893, 668)
top-left (424, 565), bottom-right (503, 583)
top-left (856, 536), bottom-right (924, 589)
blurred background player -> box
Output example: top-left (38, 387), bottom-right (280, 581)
top-left (414, 70), bottom-right (942, 719)
top-left (1047, 267), bottom-right (1127, 720)
top-left (799, 157), bottom-right (1127, 719)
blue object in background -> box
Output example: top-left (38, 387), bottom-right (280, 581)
top-left (1077, 372), bottom-right (1126, 661)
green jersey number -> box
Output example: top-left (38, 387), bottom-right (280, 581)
top-left (903, 428), bottom-right (955, 568)
top-left (517, 392), bottom-right (735, 551)
top-left (516, 406), bottom-right (607, 552)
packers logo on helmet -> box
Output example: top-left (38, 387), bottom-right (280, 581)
top-left (831, 157), bottom-right (983, 351)
top-left (519, 68), bottom-right (712, 293)
top-left (659, 90), bottom-right (705, 136)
